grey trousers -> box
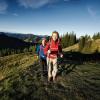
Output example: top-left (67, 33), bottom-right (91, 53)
top-left (47, 57), bottom-right (58, 79)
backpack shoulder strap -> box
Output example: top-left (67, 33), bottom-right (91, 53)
top-left (48, 37), bottom-right (52, 49)
top-left (48, 37), bottom-right (61, 46)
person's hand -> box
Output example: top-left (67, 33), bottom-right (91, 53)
top-left (47, 50), bottom-right (51, 54)
top-left (60, 53), bottom-right (63, 58)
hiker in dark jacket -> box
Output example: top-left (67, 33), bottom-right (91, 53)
top-left (36, 38), bottom-right (47, 77)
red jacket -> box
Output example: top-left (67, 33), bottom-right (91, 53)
top-left (44, 38), bottom-right (62, 59)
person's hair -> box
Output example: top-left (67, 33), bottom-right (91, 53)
top-left (42, 38), bottom-right (47, 43)
top-left (52, 31), bottom-right (59, 38)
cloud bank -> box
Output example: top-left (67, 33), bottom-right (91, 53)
top-left (0, 1), bottom-right (8, 14)
top-left (18, 0), bottom-right (51, 9)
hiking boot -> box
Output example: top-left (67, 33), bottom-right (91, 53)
top-left (53, 76), bottom-right (57, 83)
top-left (48, 77), bottom-right (52, 82)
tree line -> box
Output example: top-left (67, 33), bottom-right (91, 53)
top-left (61, 31), bottom-right (77, 48)
top-left (79, 32), bottom-right (100, 52)
top-left (61, 32), bottom-right (100, 52)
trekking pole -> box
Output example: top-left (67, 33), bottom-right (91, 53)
top-left (47, 50), bottom-right (51, 71)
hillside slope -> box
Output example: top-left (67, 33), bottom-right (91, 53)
top-left (63, 39), bottom-right (100, 53)
top-left (0, 34), bottom-right (31, 49)
top-left (63, 43), bottom-right (79, 52)
top-left (0, 53), bottom-right (100, 100)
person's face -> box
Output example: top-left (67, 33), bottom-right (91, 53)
top-left (52, 33), bottom-right (58, 41)
top-left (42, 40), bottom-right (46, 46)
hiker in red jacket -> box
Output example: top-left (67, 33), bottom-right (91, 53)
top-left (44, 31), bottom-right (63, 82)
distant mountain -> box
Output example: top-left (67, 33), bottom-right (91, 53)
top-left (0, 33), bottom-right (31, 49)
top-left (0, 32), bottom-right (49, 43)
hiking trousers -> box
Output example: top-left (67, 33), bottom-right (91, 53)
top-left (39, 57), bottom-right (47, 77)
top-left (47, 57), bottom-right (58, 80)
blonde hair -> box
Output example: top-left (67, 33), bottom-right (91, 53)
top-left (52, 31), bottom-right (59, 38)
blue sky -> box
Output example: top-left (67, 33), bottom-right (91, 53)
top-left (0, 0), bottom-right (100, 37)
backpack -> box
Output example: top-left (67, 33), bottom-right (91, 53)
top-left (36, 45), bottom-right (40, 55)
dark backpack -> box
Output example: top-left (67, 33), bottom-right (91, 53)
top-left (39, 45), bottom-right (46, 60)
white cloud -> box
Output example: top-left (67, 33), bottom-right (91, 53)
top-left (18, 0), bottom-right (60, 9)
top-left (87, 6), bottom-right (97, 17)
top-left (18, 0), bottom-right (50, 9)
top-left (13, 13), bottom-right (19, 16)
top-left (0, 1), bottom-right (8, 14)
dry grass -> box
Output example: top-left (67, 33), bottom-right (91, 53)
top-left (0, 53), bottom-right (100, 100)
top-left (63, 39), bottom-right (100, 53)
top-left (0, 53), bottom-right (37, 81)
top-left (63, 43), bottom-right (79, 52)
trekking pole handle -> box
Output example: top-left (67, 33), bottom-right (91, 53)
top-left (60, 53), bottom-right (63, 58)
top-left (47, 50), bottom-right (51, 54)
top-left (58, 52), bottom-right (63, 58)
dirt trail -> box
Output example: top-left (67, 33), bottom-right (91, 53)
top-left (0, 53), bottom-right (100, 100)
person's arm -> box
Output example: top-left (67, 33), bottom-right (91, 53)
top-left (58, 44), bottom-right (62, 52)
top-left (58, 44), bottom-right (63, 58)
top-left (58, 38), bottom-right (62, 53)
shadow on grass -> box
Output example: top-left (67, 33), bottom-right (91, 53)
top-left (63, 51), bottom-right (100, 63)
top-left (57, 51), bottom-right (100, 76)
top-left (58, 61), bottom-right (77, 76)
